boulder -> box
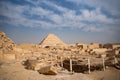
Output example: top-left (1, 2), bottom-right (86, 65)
top-left (24, 59), bottom-right (47, 71)
top-left (38, 66), bottom-right (58, 75)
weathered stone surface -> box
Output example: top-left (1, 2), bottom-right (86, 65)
top-left (0, 32), bottom-right (15, 54)
top-left (0, 32), bottom-right (15, 61)
top-left (112, 44), bottom-right (120, 49)
top-left (24, 59), bottom-right (47, 70)
top-left (2, 53), bottom-right (15, 60)
top-left (88, 43), bottom-right (100, 49)
top-left (76, 43), bottom-right (88, 49)
top-left (91, 48), bottom-right (107, 55)
top-left (38, 66), bottom-right (58, 75)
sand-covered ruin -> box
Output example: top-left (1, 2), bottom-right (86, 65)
top-left (0, 31), bottom-right (120, 80)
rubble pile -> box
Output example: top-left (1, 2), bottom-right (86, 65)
top-left (0, 32), bottom-right (15, 60)
top-left (0, 32), bottom-right (15, 54)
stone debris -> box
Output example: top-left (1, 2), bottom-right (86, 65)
top-left (38, 66), bottom-right (58, 75)
top-left (0, 32), bottom-right (15, 61)
top-left (103, 43), bottom-right (120, 49)
top-left (88, 43), bottom-right (100, 49)
top-left (24, 59), bottom-right (47, 70)
top-left (0, 31), bottom-right (120, 76)
top-left (0, 32), bottom-right (15, 53)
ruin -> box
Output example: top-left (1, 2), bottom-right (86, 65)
top-left (0, 31), bottom-right (120, 80)
top-left (0, 32), bottom-right (15, 60)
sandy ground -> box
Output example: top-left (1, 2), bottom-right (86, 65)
top-left (0, 61), bottom-right (120, 80)
top-left (87, 67), bottom-right (120, 80)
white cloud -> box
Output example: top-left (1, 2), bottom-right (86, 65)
top-left (0, 0), bottom-right (120, 33)
top-left (66, 0), bottom-right (120, 16)
top-left (25, 0), bottom-right (43, 6)
top-left (42, 0), bottom-right (69, 13)
top-left (81, 10), bottom-right (90, 18)
top-left (50, 14), bottom-right (63, 24)
top-left (31, 7), bottom-right (53, 16)
top-left (80, 8), bottom-right (116, 24)
top-left (82, 25), bottom-right (102, 32)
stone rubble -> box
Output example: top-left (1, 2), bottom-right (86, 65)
top-left (0, 31), bottom-right (120, 75)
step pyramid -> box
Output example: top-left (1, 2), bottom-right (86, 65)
top-left (39, 34), bottom-right (65, 47)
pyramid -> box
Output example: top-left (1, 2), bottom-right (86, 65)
top-left (39, 34), bottom-right (65, 47)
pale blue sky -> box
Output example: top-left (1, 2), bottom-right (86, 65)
top-left (0, 0), bottom-right (120, 44)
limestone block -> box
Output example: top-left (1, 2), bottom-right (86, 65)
top-left (38, 66), bottom-right (57, 75)
top-left (24, 59), bottom-right (47, 71)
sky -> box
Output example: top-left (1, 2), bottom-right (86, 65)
top-left (0, 0), bottom-right (120, 44)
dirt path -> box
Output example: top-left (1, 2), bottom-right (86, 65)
top-left (0, 61), bottom-right (119, 80)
